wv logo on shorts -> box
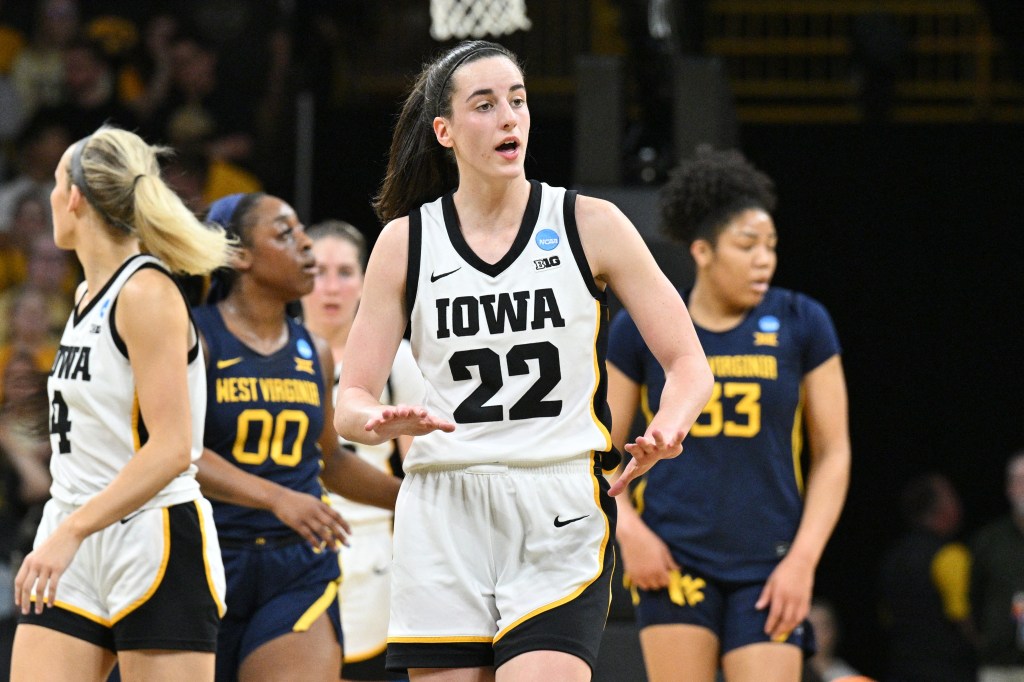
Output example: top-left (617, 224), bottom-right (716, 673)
top-left (667, 570), bottom-right (706, 607)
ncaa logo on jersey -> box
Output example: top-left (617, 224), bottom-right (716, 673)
top-left (755, 315), bottom-right (780, 346)
top-left (535, 228), bottom-right (559, 251)
top-left (296, 338), bottom-right (314, 359)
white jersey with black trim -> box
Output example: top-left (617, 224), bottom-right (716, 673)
top-left (48, 253), bottom-right (205, 508)
top-left (329, 339), bottom-right (423, 524)
top-left (403, 180), bottom-right (612, 471)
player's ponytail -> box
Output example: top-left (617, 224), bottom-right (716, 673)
top-left (70, 126), bottom-right (236, 274)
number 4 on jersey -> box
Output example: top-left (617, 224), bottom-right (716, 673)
top-left (50, 390), bottom-right (72, 454)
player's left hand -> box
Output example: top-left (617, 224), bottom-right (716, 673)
top-left (755, 552), bottom-right (814, 641)
top-left (14, 525), bottom-right (83, 615)
top-left (608, 428), bottom-right (685, 496)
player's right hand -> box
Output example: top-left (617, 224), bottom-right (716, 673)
top-left (271, 489), bottom-right (351, 549)
top-left (364, 404), bottom-right (455, 439)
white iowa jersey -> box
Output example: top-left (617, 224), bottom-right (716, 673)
top-left (404, 180), bottom-right (612, 470)
top-left (328, 339), bottom-right (424, 523)
top-left (48, 254), bottom-right (204, 508)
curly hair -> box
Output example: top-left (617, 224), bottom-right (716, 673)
top-left (660, 145), bottom-right (777, 245)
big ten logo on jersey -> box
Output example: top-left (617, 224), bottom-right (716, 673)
top-left (435, 288), bottom-right (565, 339)
top-left (534, 255), bottom-right (560, 270)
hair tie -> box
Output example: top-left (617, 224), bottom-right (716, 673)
top-left (434, 45), bottom-right (501, 118)
top-left (132, 174), bottom-right (145, 189)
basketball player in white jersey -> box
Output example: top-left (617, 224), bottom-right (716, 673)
top-left (334, 40), bottom-right (714, 682)
top-left (10, 126), bottom-right (235, 681)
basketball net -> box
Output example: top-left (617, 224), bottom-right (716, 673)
top-left (430, 0), bottom-right (532, 41)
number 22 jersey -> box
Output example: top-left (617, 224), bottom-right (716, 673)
top-left (608, 287), bottom-right (841, 582)
top-left (404, 180), bottom-right (613, 470)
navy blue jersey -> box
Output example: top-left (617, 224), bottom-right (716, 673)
top-left (607, 288), bottom-right (841, 582)
top-left (193, 305), bottom-right (327, 541)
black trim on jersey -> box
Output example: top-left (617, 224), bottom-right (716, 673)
top-left (72, 253), bottom-right (148, 326)
top-left (441, 179), bottom-right (541, 278)
top-left (110, 263), bottom-right (202, 362)
top-left (406, 208), bottom-right (422, 326)
top-left (562, 190), bottom-right (606, 302)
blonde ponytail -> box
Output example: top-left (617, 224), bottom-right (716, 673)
top-left (73, 126), bottom-right (237, 275)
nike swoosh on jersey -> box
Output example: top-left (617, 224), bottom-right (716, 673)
top-left (554, 514), bottom-right (590, 527)
top-left (430, 267), bottom-right (461, 282)
top-left (216, 357), bottom-right (244, 369)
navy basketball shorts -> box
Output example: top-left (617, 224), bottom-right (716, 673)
top-left (634, 568), bottom-right (816, 656)
top-left (20, 498), bottom-right (225, 652)
top-left (386, 456), bottom-right (617, 674)
top-left (215, 534), bottom-right (342, 681)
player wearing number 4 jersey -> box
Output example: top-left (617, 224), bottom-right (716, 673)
top-left (12, 126), bottom-right (234, 682)
top-left (335, 40), bottom-right (713, 682)
top-left (607, 146), bottom-right (851, 682)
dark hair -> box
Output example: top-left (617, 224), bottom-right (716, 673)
top-left (204, 192), bottom-right (267, 302)
top-left (372, 40), bottom-right (522, 224)
top-left (660, 145), bottom-right (777, 246)
top-left (307, 220), bottom-right (367, 271)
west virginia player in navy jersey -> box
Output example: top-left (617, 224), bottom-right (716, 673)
top-left (191, 192), bottom-right (402, 682)
top-left (607, 147), bottom-right (851, 682)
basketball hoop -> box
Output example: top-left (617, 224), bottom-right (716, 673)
top-left (430, 0), bottom-right (532, 41)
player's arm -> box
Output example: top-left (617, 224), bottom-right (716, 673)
top-left (758, 354), bottom-right (851, 637)
top-left (576, 195), bottom-right (713, 495)
top-left (334, 217), bottom-right (454, 445)
top-left (193, 329), bottom-right (351, 549)
top-left (313, 333), bottom-right (400, 510)
top-left (17, 271), bottom-right (199, 612)
top-left (607, 362), bottom-right (680, 589)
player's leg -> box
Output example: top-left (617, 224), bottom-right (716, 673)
top-left (10, 625), bottom-right (117, 682)
top-left (721, 642), bottom-right (801, 682)
top-left (719, 581), bottom-right (808, 682)
top-left (409, 667), bottom-right (495, 681)
top-left (639, 623), bottom-right (719, 682)
top-left (633, 568), bottom-right (728, 682)
top-left (117, 649), bottom-right (214, 681)
top-left (239, 611), bottom-right (341, 682)
top-left (496, 650), bottom-right (590, 682)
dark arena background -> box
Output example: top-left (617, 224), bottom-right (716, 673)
top-left (3, 0), bottom-right (1023, 678)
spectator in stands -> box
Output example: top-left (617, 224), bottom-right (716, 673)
top-left (0, 349), bottom-right (52, 680)
top-left (0, 188), bottom-right (49, 289)
top-left (10, 0), bottom-right (78, 120)
top-left (0, 232), bottom-right (75, 344)
top-left (0, 113), bottom-right (69, 231)
top-left (879, 472), bottom-right (976, 682)
top-left (35, 36), bottom-right (137, 141)
top-left (806, 598), bottom-right (860, 681)
top-left (970, 450), bottom-right (1024, 681)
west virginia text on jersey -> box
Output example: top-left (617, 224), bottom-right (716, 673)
top-left (193, 305), bottom-right (326, 541)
